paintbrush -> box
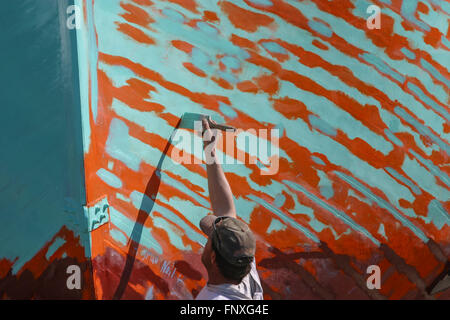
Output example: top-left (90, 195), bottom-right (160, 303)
top-left (179, 113), bottom-right (236, 132)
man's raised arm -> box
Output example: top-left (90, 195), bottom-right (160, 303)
top-left (202, 118), bottom-right (236, 219)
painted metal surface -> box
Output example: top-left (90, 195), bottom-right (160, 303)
top-left (76, 0), bottom-right (449, 299)
top-left (1, 0), bottom-right (448, 300)
top-left (0, 0), bottom-right (94, 299)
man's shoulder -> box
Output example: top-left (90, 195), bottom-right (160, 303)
top-left (195, 286), bottom-right (231, 300)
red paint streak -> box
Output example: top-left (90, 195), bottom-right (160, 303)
top-left (131, 0), bottom-right (153, 6)
top-left (98, 70), bottom-right (163, 113)
top-left (171, 40), bottom-right (194, 54)
top-left (100, 53), bottom-right (231, 110)
top-left (273, 97), bottom-right (312, 122)
top-left (211, 77), bottom-right (233, 90)
top-left (120, 3), bottom-right (154, 28)
top-left (254, 74), bottom-right (279, 95)
top-left (312, 39), bottom-right (329, 50)
top-left (203, 10), bottom-right (220, 23)
top-left (117, 23), bottom-right (155, 45)
top-left (183, 62), bottom-right (207, 77)
top-left (260, 40), bottom-right (289, 62)
top-left (231, 34), bottom-right (260, 52)
top-left (424, 27), bottom-right (444, 48)
top-left (221, 1), bottom-right (275, 33)
top-left (244, 0), bottom-right (308, 30)
top-left (237, 80), bottom-right (259, 93)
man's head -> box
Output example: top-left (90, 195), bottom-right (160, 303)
top-left (200, 215), bottom-right (256, 284)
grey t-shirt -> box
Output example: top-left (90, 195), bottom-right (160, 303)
top-left (195, 261), bottom-right (263, 300)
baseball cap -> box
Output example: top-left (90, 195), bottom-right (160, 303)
top-left (200, 215), bottom-right (256, 266)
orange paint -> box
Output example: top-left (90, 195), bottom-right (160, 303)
top-left (221, 1), bottom-right (275, 33)
top-left (117, 23), bottom-right (155, 45)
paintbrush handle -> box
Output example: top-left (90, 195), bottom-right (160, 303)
top-left (209, 122), bottom-right (236, 132)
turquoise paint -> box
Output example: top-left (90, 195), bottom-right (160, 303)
top-left (247, 0), bottom-right (273, 6)
top-left (384, 129), bottom-right (404, 147)
top-left (442, 35), bottom-right (450, 49)
top-left (380, 109), bottom-right (441, 156)
top-left (388, 12), bottom-right (449, 97)
top-left (348, 189), bottom-right (373, 206)
top-left (385, 167), bottom-right (422, 195)
top-left (311, 156), bottom-right (326, 166)
top-left (278, 81), bottom-right (394, 156)
top-left (116, 193), bottom-right (131, 203)
top-left (160, 172), bottom-right (210, 208)
top-left (45, 237), bottom-right (66, 261)
top-left (96, 168), bottom-right (123, 189)
top-left (248, 194), bottom-right (320, 243)
top-left (75, 0), bottom-right (92, 153)
top-left (221, 56), bottom-right (241, 70)
top-left (417, 5), bottom-right (449, 34)
top-left (234, 197), bottom-right (257, 224)
top-left (281, 187), bottom-right (329, 234)
top-left (401, 48), bottom-right (416, 60)
top-left (335, 172), bottom-right (429, 242)
top-left (312, 0), bottom-right (449, 115)
top-left (353, 0), bottom-right (373, 16)
top-left (424, 200), bottom-right (450, 230)
top-left (267, 218), bottom-right (287, 233)
top-left (308, 20), bottom-right (333, 38)
top-left (105, 118), bottom-right (144, 171)
top-left (163, 196), bottom-right (209, 230)
top-left (430, 0), bottom-right (450, 14)
top-left (109, 206), bottom-right (163, 255)
top-left (130, 191), bottom-right (207, 246)
top-left (273, 99), bottom-right (413, 211)
top-left (284, 180), bottom-right (381, 246)
top-left (218, 70), bottom-right (239, 84)
top-left (162, 8), bottom-right (185, 23)
top-left (130, 191), bottom-right (155, 213)
top-left (1, 0), bottom-right (90, 273)
top-left (309, 115), bottom-right (337, 137)
top-left (273, 193), bottom-right (286, 208)
top-left (99, 62), bottom-right (139, 88)
top-left (219, 102), bottom-right (238, 119)
top-left (149, 10), bottom-right (250, 61)
top-left (153, 217), bottom-right (192, 251)
top-left (262, 41), bottom-right (288, 55)
top-left (87, 0), bottom-right (99, 123)
top-left (317, 170), bottom-right (335, 200)
top-left (309, 219), bottom-right (328, 233)
top-left (394, 107), bottom-right (450, 155)
top-left (409, 150), bottom-right (450, 189)
top-left (420, 59), bottom-right (450, 89)
top-left (360, 53), bottom-right (406, 84)
top-left (110, 228), bottom-right (128, 246)
top-left (407, 82), bottom-right (450, 122)
top-left (197, 22), bottom-right (218, 36)
top-left (402, 153), bottom-right (449, 203)
top-left (400, 0), bottom-right (430, 31)
top-left (191, 47), bottom-right (214, 75)
top-left (377, 223), bottom-right (388, 240)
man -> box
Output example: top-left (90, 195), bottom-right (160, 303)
top-left (195, 118), bottom-right (264, 300)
